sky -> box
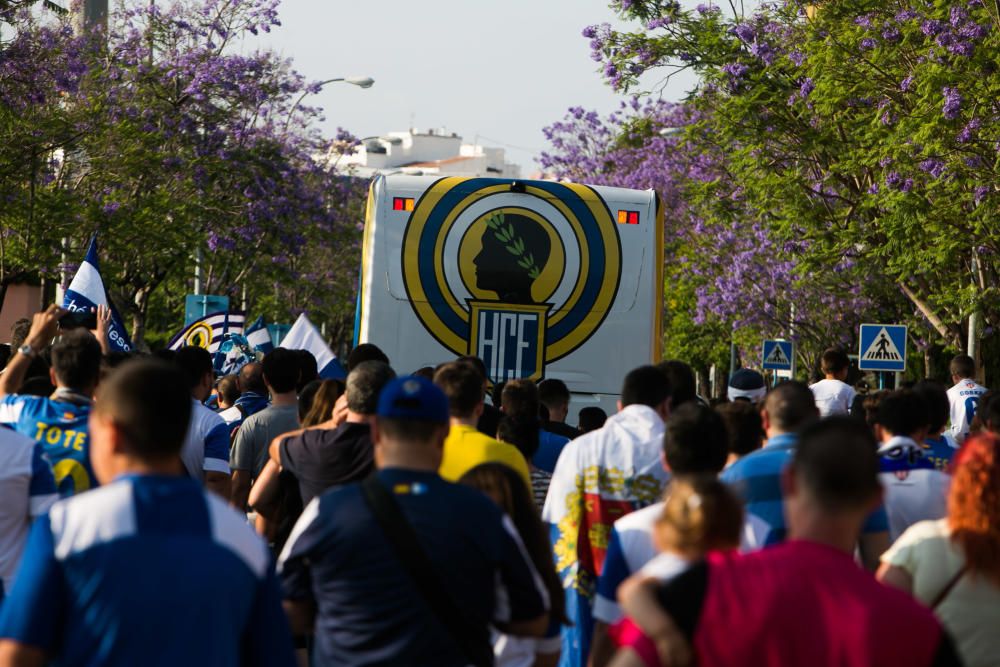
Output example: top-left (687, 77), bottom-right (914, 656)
top-left (254, 0), bottom-right (702, 170)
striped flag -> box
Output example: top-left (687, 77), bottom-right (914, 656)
top-left (245, 316), bottom-right (274, 354)
top-left (279, 313), bottom-right (346, 380)
top-left (167, 311), bottom-right (245, 353)
top-left (63, 235), bottom-right (133, 353)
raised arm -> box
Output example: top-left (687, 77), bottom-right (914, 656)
top-left (0, 306), bottom-right (62, 399)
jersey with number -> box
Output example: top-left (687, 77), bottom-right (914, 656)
top-left (947, 379), bottom-right (988, 443)
top-left (0, 395), bottom-right (95, 497)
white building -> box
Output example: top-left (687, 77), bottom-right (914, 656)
top-left (335, 128), bottom-right (521, 179)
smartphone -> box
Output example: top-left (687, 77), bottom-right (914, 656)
top-left (59, 309), bottom-right (98, 330)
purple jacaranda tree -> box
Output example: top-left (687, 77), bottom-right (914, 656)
top-left (0, 0), bottom-right (367, 347)
top-left (541, 98), bottom-right (876, 375)
top-left (583, 0), bottom-right (1000, 358)
top-left (0, 11), bottom-right (91, 308)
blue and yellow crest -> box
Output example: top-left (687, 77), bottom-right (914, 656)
top-left (401, 178), bottom-right (622, 382)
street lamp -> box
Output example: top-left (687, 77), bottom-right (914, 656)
top-left (284, 76), bottom-right (375, 134)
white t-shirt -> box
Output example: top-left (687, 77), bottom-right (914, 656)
top-left (181, 400), bottom-right (232, 480)
top-left (947, 378), bottom-right (988, 443)
top-left (878, 436), bottom-right (949, 541)
top-left (882, 519), bottom-right (1000, 667)
top-left (0, 428), bottom-right (58, 591)
top-left (591, 500), bottom-right (770, 623)
top-left (492, 632), bottom-right (560, 667)
top-left (809, 378), bottom-right (856, 417)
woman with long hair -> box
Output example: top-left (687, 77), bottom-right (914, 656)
top-left (459, 463), bottom-right (568, 667)
top-left (878, 432), bottom-right (1000, 667)
top-left (300, 379), bottom-right (344, 427)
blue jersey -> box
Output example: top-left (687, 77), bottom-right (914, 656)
top-left (0, 475), bottom-right (296, 667)
top-left (924, 434), bottom-right (959, 473)
top-left (279, 469), bottom-right (548, 666)
top-left (532, 430), bottom-right (571, 474)
top-left (722, 433), bottom-right (889, 541)
top-left (0, 395), bottom-right (95, 497)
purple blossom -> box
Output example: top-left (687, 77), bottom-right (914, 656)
top-left (582, 25), bottom-right (597, 38)
top-left (749, 41), bottom-right (776, 64)
top-left (957, 118), bottom-right (980, 143)
top-left (733, 24), bottom-right (755, 42)
top-left (975, 186), bottom-right (990, 204)
top-left (854, 14), bottom-right (872, 28)
top-left (788, 50), bottom-right (805, 66)
top-left (722, 61), bottom-right (749, 79)
top-left (882, 25), bottom-right (901, 42)
top-left (919, 158), bottom-right (946, 178)
top-left (886, 172), bottom-right (902, 188)
top-left (957, 22), bottom-right (988, 39)
top-left (921, 20), bottom-right (945, 36)
top-left (696, 3), bottom-right (720, 14)
top-left (799, 78), bottom-right (814, 98)
top-left (859, 37), bottom-right (878, 50)
top-left (942, 87), bottom-right (961, 120)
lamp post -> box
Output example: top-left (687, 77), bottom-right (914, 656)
top-left (283, 76), bottom-right (374, 134)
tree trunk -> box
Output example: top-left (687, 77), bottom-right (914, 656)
top-left (131, 286), bottom-right (151, 351)
top-left (696, 366), bottom-right (711, 400)
top-left (899, 282), bottom-right (963, 350)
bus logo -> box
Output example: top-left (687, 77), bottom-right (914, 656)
top-left (400, 177), bottom-right (622, 382)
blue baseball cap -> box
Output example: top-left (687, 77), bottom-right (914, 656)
top-left (376, 375), bottom-right (450, 423)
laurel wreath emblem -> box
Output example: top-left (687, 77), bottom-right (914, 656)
top-left (483, 212), bottom-right (541, 279)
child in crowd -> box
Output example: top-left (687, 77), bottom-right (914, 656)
top-left (809, 348), bottom-right (856, 417)
top-left (608, 475), bottom-right (743, 667)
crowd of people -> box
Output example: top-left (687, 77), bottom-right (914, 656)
top-left (0, 305), bottom-right (997, 667)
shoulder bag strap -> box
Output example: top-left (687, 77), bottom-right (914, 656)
top-left (360, 476), bottom-right (494, 667)
top-left (930, 565), bottom-right (969, 610)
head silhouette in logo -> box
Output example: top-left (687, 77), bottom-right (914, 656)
top-left (473, 212), bottom-right (551, 304)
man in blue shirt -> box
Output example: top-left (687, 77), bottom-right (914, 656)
top-left (0, 306), bottom-right (102, 496)
top-left (721, 381), bottom-right (890, 570)
top-left (279, 375), bottom-right (549, 666)
top-left (0, 359), bottom-right (295, 666)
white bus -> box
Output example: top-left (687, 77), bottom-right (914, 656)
top-left (355, 174), bottom-right (663, 418)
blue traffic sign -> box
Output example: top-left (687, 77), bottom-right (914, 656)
top-left (762, 339), bottom-right (794, 371)
top-left (858, 324), bottom-right (907, 372)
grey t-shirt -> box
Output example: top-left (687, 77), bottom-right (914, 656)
top-left (230, 403), bottom-right (300, 477)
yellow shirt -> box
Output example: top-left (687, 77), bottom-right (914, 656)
top-left (439, 423), bottom-right (532, 490)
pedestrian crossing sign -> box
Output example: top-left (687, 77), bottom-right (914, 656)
top-left (858, 324), bottom-right (907, 372)
top-left (761, 339), bottom-right (794, 371)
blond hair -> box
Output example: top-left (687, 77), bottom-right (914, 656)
top-left (655, 475), bottom-right (744, 558)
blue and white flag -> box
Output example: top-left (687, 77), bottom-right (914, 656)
top-left (168, 310), bottom-right (245, 354)
top-left (245, 316), bottom-right (274, 354)
top-left (63, 235), bottom-right (132, 353)
top-left (279, 313), bottom-right (346, 380)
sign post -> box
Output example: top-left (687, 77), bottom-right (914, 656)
top-left (858, 323), bottom-right (907, 387)
top-left (185, 294), bottom-right (229, 327)
top-left (762, 339), bottom-right (794, 382)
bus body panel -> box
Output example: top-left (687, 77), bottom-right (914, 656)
top-left (357, 174), bottom-right (662, 420)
